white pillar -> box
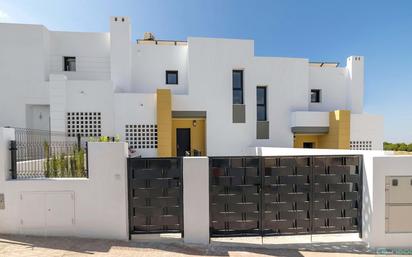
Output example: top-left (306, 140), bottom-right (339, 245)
top-left (183, 157), bottom-right (209, 244)
top-left (49, 74), bottom-right (67, 132)
top-left (110, 16), bottom-right (132, 93)
top-left (0, 127), bottom-right (15, 181)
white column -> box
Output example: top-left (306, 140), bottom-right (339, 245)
top-left (49, 74), bottom-right (67, 132)
top-left (110, 16), bottom-right (132, 93)
top-left (0, 127), bottom-right (15, 181)
top-left (183, 157), bottom-right (209, 244)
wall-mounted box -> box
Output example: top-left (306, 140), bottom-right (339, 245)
top-left (385, 176), bottom-right (412, 233)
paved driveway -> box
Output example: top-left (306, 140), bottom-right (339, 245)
top-left (0, 234), bottom-right (383, 256)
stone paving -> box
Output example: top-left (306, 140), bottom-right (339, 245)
top-left (0, 234), bottom-right (385, 256)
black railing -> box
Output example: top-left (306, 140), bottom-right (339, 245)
top-left (9, 128), bottom-right (88, 179)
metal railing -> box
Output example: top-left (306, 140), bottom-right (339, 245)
top-left (9, 128), bottom-right (88, 179)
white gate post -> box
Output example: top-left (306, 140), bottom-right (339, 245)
top-left (183, 157), bottom-right (209, 244)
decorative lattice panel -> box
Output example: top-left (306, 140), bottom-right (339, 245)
top-left (350, 141), bottom-right (372, 150)
top-left (125, 124), bottom-right (158, 149)
top-left (67, 112), bottom-right (102, 137)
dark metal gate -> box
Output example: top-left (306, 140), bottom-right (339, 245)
top-left (209, 155), bottom-right (362, 237)
top-left (128, 158), bottom-right (183, 235)
top-left (209, 157), bottom-right (261, 236)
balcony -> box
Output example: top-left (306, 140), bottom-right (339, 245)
top-left (290, 111), bottom-right (329, 134)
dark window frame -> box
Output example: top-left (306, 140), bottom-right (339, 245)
top-left (233, 70), bottom-right (244, 104)
top-left (257, 86), bottom-right (267, 121)
top-left (166, 70), bottom-right (178, 85)
top-left (63, 56), bottom-right (76, 72)
top-left (311, 89), bottom-right (321, 103)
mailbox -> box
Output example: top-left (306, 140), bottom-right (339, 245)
top-left (385, 176), bottom-right (412, 233)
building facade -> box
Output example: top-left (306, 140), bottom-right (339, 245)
top-left (0, 16), bottom-right (384, 157)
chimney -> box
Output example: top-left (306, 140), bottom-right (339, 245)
top-left (110, 16), bottom-right (132, 92)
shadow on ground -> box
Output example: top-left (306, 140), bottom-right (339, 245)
top-left (0, 234), bottom-right (375, 256)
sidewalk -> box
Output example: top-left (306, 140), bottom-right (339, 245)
top-left (0, 234), bottom-right (379, 257)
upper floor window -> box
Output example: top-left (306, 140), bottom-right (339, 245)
top-left (311, 89), bottom-right (321, 103)
top-left (63, 56), bottom-right (76, 72)
top-left (166, 70), bottom-right (178, 84)
top-left (257, 86), bottom-right (267, 121)
top-left (233, 70), bottom-right (244, 104)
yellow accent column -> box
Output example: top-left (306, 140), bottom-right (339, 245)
top-left (318, 110), bottom-right (351, 149)
top-left (157, 89), bottom-right (172, 157)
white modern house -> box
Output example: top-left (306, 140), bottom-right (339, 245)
top-left (0, 16), bottom-right (384, 157)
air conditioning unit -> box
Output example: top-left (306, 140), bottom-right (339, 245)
top-left (143, 32), bottom-right (155, 41)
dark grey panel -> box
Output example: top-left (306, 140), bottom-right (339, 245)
top-left (172, 111), bottom-right (206, 118)
top-left (257, 121), bottom-right (269, 139)
top-left (233, 104), bottom-right (245, 123)
top-left (291, 126), bottom-right (329, 134)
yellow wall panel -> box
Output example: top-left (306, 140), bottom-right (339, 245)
top-left (293, 135), bottom-right (319, 148)
top-left (156, 89), bottom-right (172, 157)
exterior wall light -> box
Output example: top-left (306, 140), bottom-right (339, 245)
top-left (192, 120), bottom-right (197, 127)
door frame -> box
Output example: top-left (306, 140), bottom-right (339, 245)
top-left (176, 128), bottom-right (191, 156)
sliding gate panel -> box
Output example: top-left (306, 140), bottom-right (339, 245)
top-left (312, 156), bottom-right (362, 234)
top-left (128, 158), bottom-right (183, 235)
top-left (209, 157), bottom-right (261, 236)
top-left (262, 157), bottom-right (311, 235)
top-left (209, 155), bottom-right (363, 237)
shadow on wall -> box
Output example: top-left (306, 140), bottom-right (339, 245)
top-left (362, 156), bottom-right (373, 243)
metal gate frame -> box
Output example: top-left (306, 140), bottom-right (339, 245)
top-left (209, 155), bottom-right (363, 238)
top-left (127, 157), bottom-right (183, 237)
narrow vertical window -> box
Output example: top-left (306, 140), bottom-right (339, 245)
top-left (257, 86), bottom-right (267, 121)
top-left (233, 70), bottom-right (243, 104)
top-left (63, 56), bottom-right (76, 72)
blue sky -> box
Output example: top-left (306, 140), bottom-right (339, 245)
top-left (0, 0), bottom-right (411, 142)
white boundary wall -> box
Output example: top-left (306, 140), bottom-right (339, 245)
top-left (1, 129), bottom-right (412, 248)
top-left (0, 128), bottom-right (129, 240)
top-left (363, 155), bottom-right (412, 248)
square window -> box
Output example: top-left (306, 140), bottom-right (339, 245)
top-left (63, 56), bottom-right (76, 72)
top-left (166, 70), bottom-right (178, 85)
top-left (311, 89), bottom-right (321, 103)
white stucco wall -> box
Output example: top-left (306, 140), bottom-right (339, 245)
top-left (113, 93), bottom-right (157, 157)
top-left (131, 44), bottom-right (188, 94)
top-left (0, 131), bottom-right (129, 240)
top-left (49, 31), bottom-right (110, 80)
top-left (290, 111), bottom-right (329, 128)
top-left (308, 67), bottom-right (347, 112)
top-left (0, 23), bottom-right (50, 128)
top-left (65, 80), bottom-right (115, 136)
top-left (350, 113), bottom-right (384, 150)
top-left (363, 155), bottom-right (412, 248)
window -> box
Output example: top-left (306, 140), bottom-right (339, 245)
top-left (166, 70), bottom-right (178, 84)
top-left (256, 86), bottom-right (267, 121)
top-left (311, 89), bottom-right (321, 103)
top-left (63, 56), bottom-right (76, 72)
top-left (233, 70), bottom-right (244, 104)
